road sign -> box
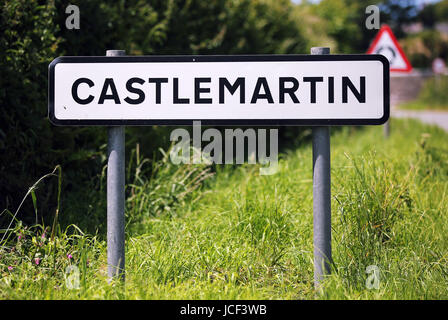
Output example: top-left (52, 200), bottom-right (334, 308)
top-left (432, 57), bottom-right (446, 74)
top-left (49, 55), bottom-right (389, 126)
top-left (367, 24), bottom-right (412, 73)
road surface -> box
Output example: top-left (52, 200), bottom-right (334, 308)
top-left (392, 109), bottom-right (448, 132)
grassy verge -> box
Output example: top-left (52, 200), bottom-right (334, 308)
top-left (399, 75), bottom-right (448, 111)
top-left (1, 118), bottom-right (448, 299)
top-left (399, 101), bottom-right (448, 111)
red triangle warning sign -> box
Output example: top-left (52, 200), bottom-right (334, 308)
top-left (367, 24), bottom-right (412, 72)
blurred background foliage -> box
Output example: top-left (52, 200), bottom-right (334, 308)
top-left (1, 0), bottom-right (448, 230)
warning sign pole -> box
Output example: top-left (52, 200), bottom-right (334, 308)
top-left (384, 119), bottom-right (391, 138)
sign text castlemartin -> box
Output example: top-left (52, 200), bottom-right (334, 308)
top-left (49, 55), bottom-right (389, 126)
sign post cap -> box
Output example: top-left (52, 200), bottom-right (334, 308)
top-left (311, 47), bottom-right (330, 55)
top-left (106, 50), bottom-right (126, 56)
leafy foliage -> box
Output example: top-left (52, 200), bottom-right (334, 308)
top-left (0, 0), bottom-right (310, 227)
top-left (313, 0), bottom-right (420, 53)
top-left (400, 30), bottom-right (448, 68)
top-left (0, 0), bottom-right (61, 223)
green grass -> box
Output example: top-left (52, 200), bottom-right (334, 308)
top-left (399, 101), bottom-right (448, 111)
top-left (1, 119), bottom-right (448, 299)
top-left (400, 75), bottom-right (448, 111)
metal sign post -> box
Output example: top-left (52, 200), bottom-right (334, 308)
top-left (311, 47), bottom-right (332, 288)
top-left (106, 50), bottom-right (126, 281)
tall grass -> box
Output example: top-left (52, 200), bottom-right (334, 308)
top-left (125, 144), bottom-right (214, 233)
top-left (1, 118), bottom-right (447, 299)
top-left (333, 154), bottom-right (413, 290)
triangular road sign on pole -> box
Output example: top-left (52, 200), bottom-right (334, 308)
top-left (367, 24), bottom-right (412, 72)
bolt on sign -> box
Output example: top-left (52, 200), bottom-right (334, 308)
top-left (49, 55), bottom-right (390, 126)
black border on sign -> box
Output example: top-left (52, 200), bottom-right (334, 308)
top-left (48, 54), bottom-right (390, 126)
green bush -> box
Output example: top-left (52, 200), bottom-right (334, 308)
top-left (400, 30), bottom-right (448, 68)
top-left (0, 0), bottom-right (312, 230)
top-left (0, 0), bottom-right (61, 224)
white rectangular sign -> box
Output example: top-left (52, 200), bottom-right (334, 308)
top-left (48, 55), bottom-right (389, 125)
